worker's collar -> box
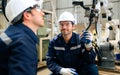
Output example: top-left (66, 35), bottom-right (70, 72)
top-left (16, 23), bottom-right (39, 44)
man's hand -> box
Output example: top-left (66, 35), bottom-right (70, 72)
top-left (81, 31), bottom-right (93, 49)
top-left (59, 68), bottom-right (78, 75)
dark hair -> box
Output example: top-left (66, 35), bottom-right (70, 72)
top-left (71, 21), bottom-right (74, 25)
top-left (11, 12), bottom-right (23, 25)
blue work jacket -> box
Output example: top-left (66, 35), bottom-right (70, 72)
top-left (0, 23), bottom-right (39, 75)
top-left (46, 32), bottom-right (98, 75)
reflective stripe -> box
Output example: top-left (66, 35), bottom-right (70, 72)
top-left (70, 44), bottom-right (81, 50)
top-left (54, 47), bottom-right (65, 51)
top-left (0, 32), bottom-right (12, 45)
top-left (82, 49), bottom-right (85, 53)
top-left (46, 56), bottom-right (56, 59)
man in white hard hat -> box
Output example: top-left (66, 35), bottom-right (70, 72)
top-left (46, 11), bottom-right (98, 75)
top-left (0, 0), bottom-right (44, 75)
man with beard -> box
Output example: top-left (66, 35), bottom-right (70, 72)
top-left (46, 11), bottom-right (98, 75)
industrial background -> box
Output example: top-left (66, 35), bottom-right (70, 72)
top-left (0, 0), bottom-right (120, 75)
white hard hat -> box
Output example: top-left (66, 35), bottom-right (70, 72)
top-left (58, 11), bottom-right (77, 24)
top-left (5, 0), bottom-right (43, 23)
top-left (36, 0), bottom-right (43, 9)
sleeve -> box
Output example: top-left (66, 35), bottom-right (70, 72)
top-left (8, 38), bottom-right (37, 75)
top-left (80, 38), bottom-right (96, 64)
top-left (82, 47), bottom-right (96, 64)
top-left (46, 40), bottom-right (62, 74)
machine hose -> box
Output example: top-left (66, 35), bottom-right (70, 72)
top-left (2, 0), bottom-right (9, 22)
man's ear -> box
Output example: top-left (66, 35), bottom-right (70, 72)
top-left (23, 12), bottom-right (31, 20)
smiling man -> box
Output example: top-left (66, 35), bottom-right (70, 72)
top-left (46, 11), bottom-right (98, 75)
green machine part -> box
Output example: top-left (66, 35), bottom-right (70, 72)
top-left (41, 39), bottom-right (49, 60)
top-left (37, 39), bottom-right (49, 62)
top-left (37, 25), bottom-right (50, 61)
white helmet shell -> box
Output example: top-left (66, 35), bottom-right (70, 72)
top-left (58, 11), bottom-right (77, 24)
top-left (36, 0), bottom-right (43, 9)
top-left (5, 0), bottom-right (40, 23)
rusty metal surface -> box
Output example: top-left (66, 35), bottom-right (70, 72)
top-left (99, 70), bottom-right (120, 75)
top-left (37, 65), bottom-right (120, 75)
top-left (99, 65), bottom-right (120, 75)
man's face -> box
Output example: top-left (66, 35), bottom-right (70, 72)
top-left (24, 5), bottom-right (45, 27)
top-left (30, 8), bottom-right (45, 27)
top-left (59, 21), bottom-right (75, 36)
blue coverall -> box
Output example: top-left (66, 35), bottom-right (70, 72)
top-left (46, 32), bottom-right (98, 75)
top-left (0, 23), bottom-right (38, 75)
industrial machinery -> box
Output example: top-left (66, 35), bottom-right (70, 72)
top-left (37, 9), bottom-right (54, 68)
top-left (72, 0), bottom-right (120, 71)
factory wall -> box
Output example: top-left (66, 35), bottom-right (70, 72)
top-left (0, 0), bottom-right (120, 32)
top-left (55, 0), bottom-right (120, 25)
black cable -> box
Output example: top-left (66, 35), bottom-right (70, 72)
top-left (85, 0), bottom-right (98, 31)
top-left (2, 0), bottom-right (9, 22)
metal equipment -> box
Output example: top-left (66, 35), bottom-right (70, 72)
top-left (72, 0), bottom-right (120, 70)
top-left (99, 42), bottom-right (115, 69)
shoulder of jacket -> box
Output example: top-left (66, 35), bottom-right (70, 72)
top-left (73, 32), bottom-right (81, 39)
top-left (49, 34), bottom-right (61, 45)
